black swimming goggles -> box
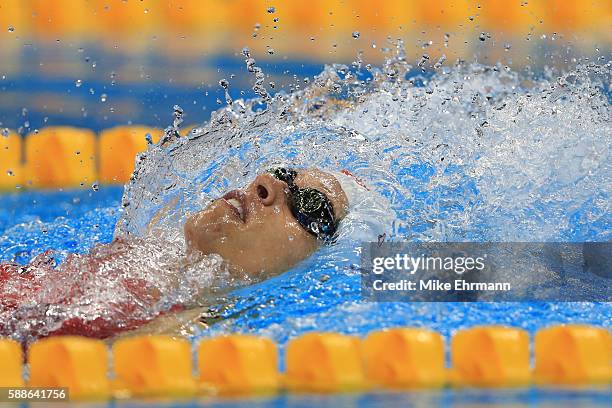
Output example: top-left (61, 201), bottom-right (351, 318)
top-left (267, 167), bottom-right (338, 241)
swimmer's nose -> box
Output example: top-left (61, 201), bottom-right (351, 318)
top-left (251, 173), bottom-right (283, 206)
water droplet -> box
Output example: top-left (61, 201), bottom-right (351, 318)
top-left (479, 32), bottom-right (487, 41)
top-left (91, 182), bottom-right (99, 192)
top-left (352, 31), bottom-right (360, 39)
top-left (100, 93), bottom-right (107, 102)
top-left (433, 54), bottom-right (447, 69)
top-left (145, 133), bottom-right (153, 146)
top-left (6, 169), bottom-right (13, 176)
top-left (172, 105), bottom-right (184, 129)
top-left (267, 6), bottom-right (276, 13)
top-left (75, 79), bottom-right (82, 87)
top-left (273, 17), bottom-right (279, 22)
top-left (504, 43), bottom-right (512, 51)
top-left (1, 128), bottom-right (9, 137)
top-left (219, 80), bottom-right (233, 105)
top-left (267, 47), bottom-right (275, 55)
top-left (7, 25), bottom-right (14, 33)
top-left (143, 8), bottom-right (149, 14)
top-left (417, 54), bottom-right (430, 71)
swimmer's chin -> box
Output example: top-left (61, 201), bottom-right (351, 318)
top-left (184, 200), bottom-right (246, 242)
top-left (184, 245), bottom-right (278, 281)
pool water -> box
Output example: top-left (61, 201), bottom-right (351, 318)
top-left (0, 57), bottom-right (610, 406)
top-left (0, 187), bottom-right (122, 264)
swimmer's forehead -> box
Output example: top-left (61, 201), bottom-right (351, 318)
top-left (294, 168), bottom-right (348, 220)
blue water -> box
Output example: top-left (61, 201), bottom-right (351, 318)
top-left (1, 60), bottom-right (611, 406)
top-left (0, 187), bottom-right (122, 264)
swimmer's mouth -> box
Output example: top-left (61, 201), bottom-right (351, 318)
top-left (222, 190), bottom-right (247, 222)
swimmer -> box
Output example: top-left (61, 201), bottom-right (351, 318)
top-left (0, 167), bottom-right (357, 343)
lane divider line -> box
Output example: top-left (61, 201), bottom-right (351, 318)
top-left (0, 126), bottom-right (162, 191)
top-left (0, 324), bottom-right (609, 400)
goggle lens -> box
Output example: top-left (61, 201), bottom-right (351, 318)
top-left (267, 167), bottom-right (337, 240)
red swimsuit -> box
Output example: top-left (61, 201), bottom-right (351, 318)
top-left (0, 259), bottom-right (184, 343)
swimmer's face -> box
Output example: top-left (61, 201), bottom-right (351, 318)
top-left (184, 169), bottom-right (348, 277)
